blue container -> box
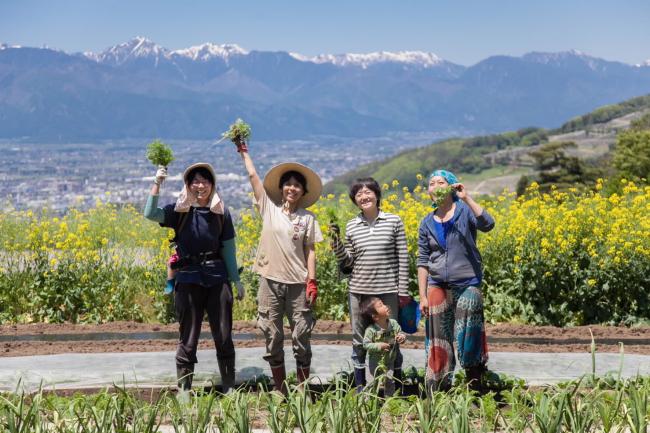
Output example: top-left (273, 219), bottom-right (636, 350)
top-left (398, 298), bottom-right (421, 334)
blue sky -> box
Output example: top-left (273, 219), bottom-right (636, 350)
top-left (1, 0), bottom-right (649, 65)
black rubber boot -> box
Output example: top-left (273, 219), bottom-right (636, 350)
top-left (353, 366), bottom-right (367, 393)
top-left (176, 364), bottom-right (194, 391)
top-left (218, 357), bottom-right (236, 394)
top-left (393, 368), bottom-right (404, 395)
top-left (466, 365), bottom-right (486, 395)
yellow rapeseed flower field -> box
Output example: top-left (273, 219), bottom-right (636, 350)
top-left (1, 180), bottom-right (648, 325)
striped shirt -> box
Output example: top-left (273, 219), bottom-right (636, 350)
top-left (332, 211), bottom-right (409, 296)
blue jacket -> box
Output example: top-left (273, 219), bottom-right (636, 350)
top-left (417, 201), bottom-right (495, 285)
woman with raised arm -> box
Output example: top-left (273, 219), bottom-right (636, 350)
top-left (144, 163), bottom-right (244, 394)
top-left (417, 169), bottom-right (495, 395)
top-left (328, 177), bottom-right (411, 392)
top-left (234, 139), bottom-right (323, 394)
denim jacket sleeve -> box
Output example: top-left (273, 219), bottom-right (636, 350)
top-left (471, 208), bottom-right (495, 232)
top-left (417, 216), bottom-right (432, 268)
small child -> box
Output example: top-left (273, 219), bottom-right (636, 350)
top-left (362, 297), bottom-right (407, 396)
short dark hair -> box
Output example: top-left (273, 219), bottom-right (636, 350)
top-left (186, 167), bottom-right (214, 185)
top-left (279, 170), bottom-right (308, 194)
top-left (349, 177), bottom-right (381, 208)
top-left (360, 296), bottom-right (381, 323)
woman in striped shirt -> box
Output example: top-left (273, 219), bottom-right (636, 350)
top-left (329, 177), bottom-right (411, 391)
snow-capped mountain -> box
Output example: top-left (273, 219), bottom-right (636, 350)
top-left (84, 36), bottom-right (169, 65)
top-left (3, 38), bottom-right (650, 140)
top-left (171, 42), bottom-right (248, 62)
top-left (86, 37), bottom-right (450, 68)
top-left (0, 43), bottom-right (22, 50)
top-left (291, 50), bottom-right (446, 68)
top-left (84, 38), bottom-right (249, 64)
top-left (523, 49), bottom-right (588, 63)
top-left (522, 50), bottom-right (616, 71)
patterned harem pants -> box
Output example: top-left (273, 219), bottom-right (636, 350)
top-left (424, 284), bottom-right (488, 393)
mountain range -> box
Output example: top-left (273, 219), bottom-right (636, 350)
top-left (1, 37), bottom-right (650, 141)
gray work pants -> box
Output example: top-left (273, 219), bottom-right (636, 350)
top-left (257, 277), bottom-right (314, 368)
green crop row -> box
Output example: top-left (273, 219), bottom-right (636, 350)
top-left (1, 373), bottom-right (648, 432)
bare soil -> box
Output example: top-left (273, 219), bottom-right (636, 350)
top-left (2, 321), bottom-right (649, 357)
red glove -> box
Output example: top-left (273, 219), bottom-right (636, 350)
top-left (306, 279), bottom-right (318, 304)
top-left (235, 139), bottom-right (248, 153)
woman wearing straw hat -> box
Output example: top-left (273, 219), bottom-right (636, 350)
top-left (417, 169), bottom-right (495, 395)
top-left (234, 139), bottom-right (323, 394)
top-left (144, 162), bottom-right (245, 394)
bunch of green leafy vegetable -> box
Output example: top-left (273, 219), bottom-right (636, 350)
top-left (222, 118), bottom-right (251, 144)
top-left (146, 139), bottom-right (175, 167)
top-left (431, 185), bottom-right (455, 207)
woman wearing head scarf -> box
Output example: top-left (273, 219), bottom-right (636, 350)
top-left (328, 177), bottom-right (411, 392)
top-left (417, 169), bottom-right (495, 395)
top-left (144, 163), bottom-right (244, 393)
top-left (234, 139), bottom-right (323, 394)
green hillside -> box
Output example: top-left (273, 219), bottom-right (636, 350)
top-left (557, 94), bottom-right (650, 134)
top-left (325, 94), bottom-right (650, 195)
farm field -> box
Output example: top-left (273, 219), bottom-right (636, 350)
top-left (1, 350), bottom-right (649, 432)
top-left (1, 120), bottom-right (649, 433)
top-left (3, 179), bottom-right (648, 433)
top-left (2, 320), bottom-right (650, 357)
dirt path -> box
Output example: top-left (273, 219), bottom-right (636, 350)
top-left (2, 321), bottom-right (649, 357)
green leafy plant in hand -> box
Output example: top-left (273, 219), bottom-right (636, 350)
top-left (146, 139), bottom-right (175, 167)
top-left (431, 185), bottom-right (455, 207)
top-left (326, 208), bottom-right (338, 224)
top-left (222, 118), bottom-right (252, 144)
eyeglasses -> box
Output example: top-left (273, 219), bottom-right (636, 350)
top-left (355, 189), bottom-right (375, 199)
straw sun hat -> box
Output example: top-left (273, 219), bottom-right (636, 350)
top-left (262, 162), bottom-right (322, 209)
top-left (183, 162), bottom-right (217, 184)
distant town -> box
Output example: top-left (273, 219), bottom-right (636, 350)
top-left (0, 133), bottom-right (445, 215)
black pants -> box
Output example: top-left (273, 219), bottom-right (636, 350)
top-left (175, 282), bottom-right (234, 368)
